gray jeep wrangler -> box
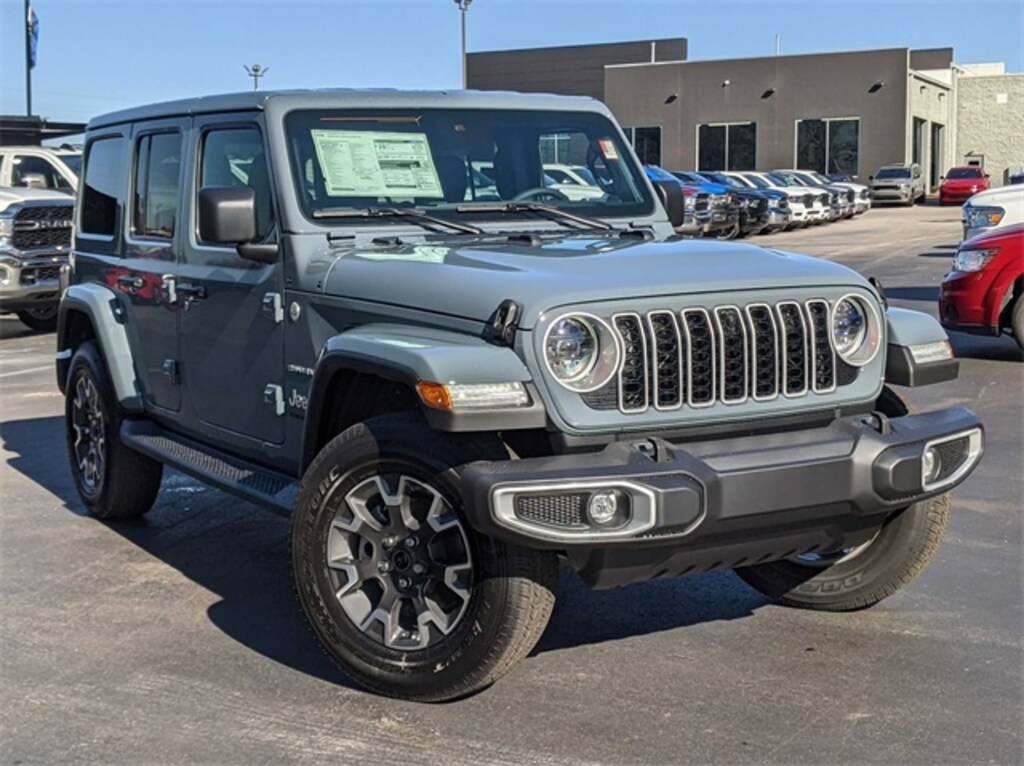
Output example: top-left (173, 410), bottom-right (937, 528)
top-left (57, 90), bottom-right (983, 702)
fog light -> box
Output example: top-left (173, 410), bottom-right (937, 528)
top-left (587, 490), bottom-right (625, 527)
top-left (922, 447), bottom-right (942, 485)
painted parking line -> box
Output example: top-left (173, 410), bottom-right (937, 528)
top-left (0, 365), bottom-right (54, 379)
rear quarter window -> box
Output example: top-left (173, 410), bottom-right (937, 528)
top-left (80, 135), bottom-right (127, 250)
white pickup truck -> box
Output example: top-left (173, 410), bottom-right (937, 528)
top-left (0, 186), bottom-right (73, 331)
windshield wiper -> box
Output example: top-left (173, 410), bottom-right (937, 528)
top-left (312, 207), bottom-right (483, 235)
top-left (455, 202), bottom-right (615, 232)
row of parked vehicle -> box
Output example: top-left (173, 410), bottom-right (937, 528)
top-left (643, 166), bottom-right (873, 239)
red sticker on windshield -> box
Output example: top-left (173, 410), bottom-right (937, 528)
top-left (599, 139), bottom-right (619, 160)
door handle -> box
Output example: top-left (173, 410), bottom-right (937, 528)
top-left (176, 283), bottom-right (207, 300)
top-left (116, 274), bottom-right (144, 290)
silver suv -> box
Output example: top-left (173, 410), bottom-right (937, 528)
top-left (869, 163), bottom-right (926, 205)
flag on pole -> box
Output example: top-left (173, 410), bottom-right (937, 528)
top-left (27, 4), bottom-right (40, 70)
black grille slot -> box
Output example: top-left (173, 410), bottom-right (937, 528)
top-left (614, 314), bottom-right (648, 412)
top-left (778, 303), bottom-right (808, 395)
top-left (683, 309), bottom-right (715, 406)
top-left (932, 437), bottom-right (970, 482)
top-left (648, 311), bottom-right (683, 409)
top-left (802, 193), bottom-right (814, 207)
top-left (747, 305), bottom-right (778, 399)
top-left (12, 205), bottom-right (73, 250)
top-left (806, 300), bottom-right (836, 392)
top-left (715, 307), bottom-right (747, 403)
top-left (515, 493), bottom-right (587, 528)
top-left (19, 264), bottom-right (63, 285)
top-left (580, 381), bottom-right (619, 410)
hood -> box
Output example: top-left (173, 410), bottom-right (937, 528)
top-left (320, 234), bottom-right (868, 328)
top-left (965, 185), bottom-right (1024, 206)
top-left (0, 186), bottom-right (74, 212)
top-left (942, 177), bottom-right (985, 188)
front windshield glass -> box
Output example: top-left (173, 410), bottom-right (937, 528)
top-left (285, 108), bottom-right (653, 224)
top-left (876, 167), bottom-right (911, 179)
top-left (702, 171), bottom-right (742, 189)
top-left (947, 167), bottom-right (983, 179)
top-left (767, 172), bottom-right (801, 187)
top-left (741, 173), bottom-right (770, 189)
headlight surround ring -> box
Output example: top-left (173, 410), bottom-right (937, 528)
top-left (832, 294), bottom-right (882, 367)
top-left (542, 312), bottom-right (621, 392)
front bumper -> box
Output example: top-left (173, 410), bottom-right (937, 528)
top-left (872, 187), bottom-right (913, 203)
top-left (0, 253), bottom-right (69, 313)
top-left (703, 206), bottom-right (739, 234)
top-left (461, 407), bottom-right (983, 587)
top-left (763, 208), bottom-right (791, 229)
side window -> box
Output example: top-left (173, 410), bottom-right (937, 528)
top-left (80, 136), bottom-right (126, 239)
top-left (12, 155), bottom-right (73, 190)
top-left (132, 132), bottom-right (181, 239)
top-left (199, 127), bottom-right (274, 242)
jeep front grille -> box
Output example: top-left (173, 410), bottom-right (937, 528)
top-left (607, 300), bottom-right (838, 413)
top-left (12, 206), bottom-right (73, 250)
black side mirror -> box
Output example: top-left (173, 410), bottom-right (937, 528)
top-left (868, 175), bottom-right (874, 181)
top-left (651, 179), bottom-right (686, 229)
top-left (198, 186), bottom-right (277, 263)
top-left (984, 174), bottom-right (990, 179)
top-left (939, 175), bottom-right (945, 180)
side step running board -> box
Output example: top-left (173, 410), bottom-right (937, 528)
top-left (121, 420), bottom-right (298, 514)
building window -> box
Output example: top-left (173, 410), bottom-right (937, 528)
top-left (80, 136), bottom-right (125, 238)
top-left (625, 126), bottom-right (661, 166)
top-left (796, 117), bottom-right (860, 175)
top-left (132, 132), bottom-right (181, 240)
top-left (698, 122), bottom-right (757, 171)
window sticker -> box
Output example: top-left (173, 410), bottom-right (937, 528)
top-left (598, 139), bottom-right (619, 160)
top-left (311, 130), bottom-right (444, 198)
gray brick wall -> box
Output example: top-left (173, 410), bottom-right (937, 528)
top-left (956, 74), bottom-right (1024, 186)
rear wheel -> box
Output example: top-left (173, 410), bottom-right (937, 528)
top-left (292, 414), bottom-right (557, 701)
top-left (17, 306), bottom-right (58, 332)
top-left (65, 341), bottom-right (163, 519)
top-left (736, 387), bottom-right (951, 611)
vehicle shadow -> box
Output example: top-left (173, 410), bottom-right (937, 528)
top-left (884, 286), bottom-right (939, 302)
top-left (917, 251), bottom-right (955, 258)
top-left (1, 416), bottom-right (766, 679)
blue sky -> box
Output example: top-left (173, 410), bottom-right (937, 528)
top-left (1, 0), bottom-right (1021, 124)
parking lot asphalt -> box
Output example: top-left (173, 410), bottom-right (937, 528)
top-left (1, 203), bottom-right (1021, 765)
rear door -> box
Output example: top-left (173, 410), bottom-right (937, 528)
top-left (176, 118), bottom-right (286, 445)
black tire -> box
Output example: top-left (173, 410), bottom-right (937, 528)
top-left (17, 306), bottom-right (58, 332)
top-left (65, 341), bottom-right (163, 519)
top-left (1012, 294), bottom-right (1024, 350)
top-left (736, 387), bottom-right (951, 611)
top-left (292, 413), bottom-right (557, 702)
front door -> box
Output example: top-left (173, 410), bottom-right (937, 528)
top-left (177, 119), bottom-right (286, 445)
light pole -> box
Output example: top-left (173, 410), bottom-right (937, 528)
top-left (454, 0), bottom-right (472, 89)
top-left (244, 64), bottom-right (269, 91)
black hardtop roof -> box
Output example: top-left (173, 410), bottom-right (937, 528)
top-left (86, 88), bottom-right (603, 130)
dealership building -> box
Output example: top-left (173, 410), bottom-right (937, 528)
top-left (467, 39), bottom-right (1023, 189)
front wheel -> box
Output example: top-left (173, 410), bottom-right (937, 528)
top-left (17, 306), bottom-right (58, 332)
top-left (1011, 294), bottom-right (1024, 350)
top-left (292, 414), bottom-right (557, 701)
top-left (713, 222), bottom-right (740, 240)
top-left (735, 493), bottom-right (950, 611)
top-left (736, 386), bottom-right (951, 611)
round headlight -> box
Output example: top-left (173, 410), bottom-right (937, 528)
top-left (832, 295), bottom-right (881, 366)
top-left (543, 313), bottom-right (620, 392)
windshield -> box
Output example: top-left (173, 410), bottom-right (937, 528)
top-left (702, 171), bottom-right (743, 189)
top-left (61, 154), bottom-right (82, 176)
top-left (876, 167), bottom-right (911, 180)
top-left (285, 108), bottom-right (653, 224)
top-left (741, 173), bottom-right (771, 189)
top-left (767, 172), bottom-right (802, 187)
top-left (947, 167), bottom-right (983, 179)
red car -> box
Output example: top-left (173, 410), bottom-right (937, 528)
top-left (940, 224), bottom-right (1024, 348)
top-left (939, 166), bottom-right (990, 205)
